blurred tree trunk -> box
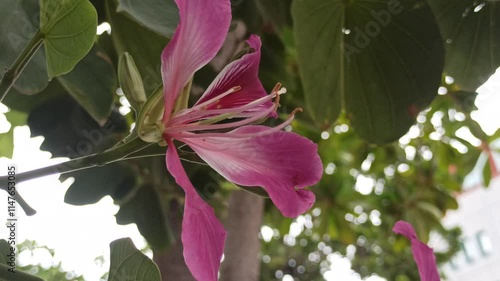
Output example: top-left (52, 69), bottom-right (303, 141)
top-left (153, 200), bottom-right (195, 281)
top-left (220, 190), bottom-right (264, 281)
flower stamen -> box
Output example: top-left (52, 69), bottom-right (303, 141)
top-left (168, 84), bottom-right (286, 127)
top-left (173, 107), bottom-right (303, 139)
top-left (166, 100), bottom-right (277, 134)
top-left (177, 86), bottom-right (242, 116)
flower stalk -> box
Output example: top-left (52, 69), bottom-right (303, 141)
top-left (0, 136), bottom-right (155, 215)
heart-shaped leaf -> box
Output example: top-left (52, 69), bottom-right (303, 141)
top-left (292, 0), bottom-right (444, 143)
top-left (108, 238), bottom-right (161, 281)
top-left (40, 0), bottom-right (97, 79)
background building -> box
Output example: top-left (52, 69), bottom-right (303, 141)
top-left (442, 151), bottom-right (500, 281)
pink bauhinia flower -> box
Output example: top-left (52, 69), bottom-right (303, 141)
top-left (392, 221), bottom-right (440, 281)
top-left (160, 0), bottom-right (323, 280)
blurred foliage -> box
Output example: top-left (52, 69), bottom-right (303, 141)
top-left (260, 89), bottom-right (478, 280)
top-left (1, 0), bottom-right (499, 280)
top-left (16, 240), bottom-right (84, 281)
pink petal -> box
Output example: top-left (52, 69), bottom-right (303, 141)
top-left (179, 125), bottom-right (323, 218)
top-left (194, 35), bottom-right (276, 117)
top-left (392, 221), bottom-right (440, 281)
top-left (166, 141), bottom-right (227, 281)
top-left (162, 0), bottom-right (231, 122)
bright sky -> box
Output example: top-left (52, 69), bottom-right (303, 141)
top-left (0, 126), bottom-right (147, 280)
top-left (0, 68), bottom-right (499, 280)
top-left (473, 70), bottom-right (500, 134)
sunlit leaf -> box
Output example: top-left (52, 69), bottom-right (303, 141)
top-left (0, 110), bottom-right (28, 158)
top-left (40, 0), bottom-right (97, 79)
top-left (483, 154), bottom-right (492, 187)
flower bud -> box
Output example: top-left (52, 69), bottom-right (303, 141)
top-left (118, 52), bottom-right (146, 112)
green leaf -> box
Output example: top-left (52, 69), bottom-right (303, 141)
top-left (292, 0), bottom-right (444, 143)
top-left (483, 154), bottom-right (492, 187)
top-left (489, 128), bottom-right (500, 143)
top-left (0, 240), bottom-right (10, 265)
top-left (40, 0), bottom-right (97, 79)
top-left (108, 238), bottom-right (161, 281)
top-left (428, 0), bottom-right (500, 92)
top-left (27, 94), bottom-right (127, 157)
top-left (116, 0), bottom-right (179, 38)
top-left (416, 201), bottom-right (443, 220)
top-left (2, 81), bottom-right (66, 113)
top-left (0, 110), bottom-right (28, 158)
top-left (106, 0), bottom-right (168, 95)
top-left (115, 184), bottom-right (174, 250)
top-left (0, 0), bottom-right (48, 94)
top-left (0, 129), bottom-right (15, 159)
top-left (466, 117), bottom-right (489, 141)
top-left (57, 46), bottom-right (116, 123)
top-left (64, 163), bottom-right (137, 205)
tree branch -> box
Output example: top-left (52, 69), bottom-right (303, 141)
top-left (0, 30), bottom-right (44, 102)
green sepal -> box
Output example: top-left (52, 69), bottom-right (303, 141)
top-left (172, 78), bottom-right (192, 114)
top-left (137, 79), bottom-right (194, 143)
top-left (137, 84), bottom-right (164, 143)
